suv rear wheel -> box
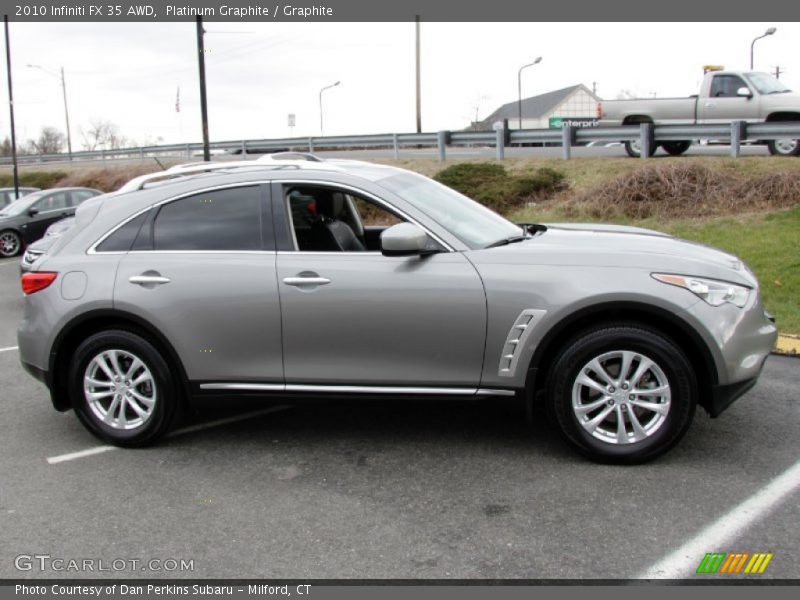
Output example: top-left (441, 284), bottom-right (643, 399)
top-left (546, 323), bottom-right (696, 464)
top-left (69, 330), bottom-right (178, 446)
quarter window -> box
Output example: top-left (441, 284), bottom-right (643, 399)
top-left (95, 211), bottom-right (149, 253)
top-left (152, 187), bottom-right (263, 251)
top-left (71, 190), bottom-right (98, 205)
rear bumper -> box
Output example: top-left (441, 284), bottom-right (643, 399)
top-left (20, 360), bottom-right (69, 412)
top-left (20, 359), bottom-right (46, 384)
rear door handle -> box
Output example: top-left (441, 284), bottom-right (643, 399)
top-left (129, 274), bottom-right (171, 286)
top-left (283, 277), bottom-right (331, 286)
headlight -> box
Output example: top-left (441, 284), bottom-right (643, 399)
top-left (652, 273), bottom-right (750, 308)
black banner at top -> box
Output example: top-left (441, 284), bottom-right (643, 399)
top-left (4, 0), bottom-right (800, 21)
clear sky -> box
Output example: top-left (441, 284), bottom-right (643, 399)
top-left (1, 21), bottom-right (798, 147)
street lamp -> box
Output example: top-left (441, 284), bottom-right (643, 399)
top-left (319, 80), bottom-right (340, 136)
top-left (750, 27), bottom-right (776, 70)
top-left (518, 57), bottom-right (542, 130)
top-left (26, 63), bottom-right (73, 159)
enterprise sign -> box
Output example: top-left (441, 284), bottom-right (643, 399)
top-left (549, 117), bottom-right (599, 128)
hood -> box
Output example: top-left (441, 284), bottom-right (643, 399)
top-left (543, 222), bottom-right (672, 237)
top-left (474, 226), bottom-right (755, 286)
top-left (760, 90), bottom-right (800, 109)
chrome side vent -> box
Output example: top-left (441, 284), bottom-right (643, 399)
top-left (498, 309), bottom-right (546, 377)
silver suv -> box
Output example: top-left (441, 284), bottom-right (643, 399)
top-left (17, 156), bottom-right (777, 463)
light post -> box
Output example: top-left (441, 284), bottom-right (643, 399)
top-left (26, 63), bottom-right (73, 159)
top-left (319, 81), bottom-right (340, 136)
top-left (750, 27), bottom-right (776, 70)
top-left (517, 57), bottom-right (542, 130)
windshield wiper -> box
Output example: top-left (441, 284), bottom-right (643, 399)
top-left (485, 235), bottom-right (529, 249)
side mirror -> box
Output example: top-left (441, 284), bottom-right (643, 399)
top-left (380, 223), bottom-right (431, 257)
top-left (737, 87), bottom-right (753, 99)
top-left (27, 208), bottom-right (39, 217)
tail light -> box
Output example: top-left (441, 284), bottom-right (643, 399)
top-left (21, 272), bottom-right (58, 295)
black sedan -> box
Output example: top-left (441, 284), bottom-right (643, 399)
top-left (0, 187), bottom-right (101, 257)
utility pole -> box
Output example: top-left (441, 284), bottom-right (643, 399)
top-left (592, 81), bottom-right (597, 95)
top-left (196, 15), bottom-right (210, 162)
top-left (4, 15), bottom-right (19, 198)
top-left (415, 15), bottom-right (421, 133)
top-left (60, 66), bottom-right (72, 159)
top-left (773, 66), bottom-right (783, 79)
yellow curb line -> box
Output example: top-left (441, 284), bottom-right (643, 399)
top-left (774, 334), bottom-right (800, 357)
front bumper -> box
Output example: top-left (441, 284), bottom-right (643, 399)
top-left (708, 376), bottom-right (759, 418)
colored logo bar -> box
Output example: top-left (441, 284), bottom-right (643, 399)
top-left (696, 552), bottom-right (773, 574)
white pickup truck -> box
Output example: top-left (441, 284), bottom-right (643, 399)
top-left (598, 70), bottom-right (800, 157)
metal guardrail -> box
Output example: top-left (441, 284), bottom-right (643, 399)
top-left (2, 121), bottom-right (799, 165)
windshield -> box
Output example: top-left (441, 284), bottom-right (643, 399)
top-left (0, 191), bottom-right (46, 216)
top-left (747, 72), bottom-right (791, 94)
top-left (375, 171), bottom-right (522, 249)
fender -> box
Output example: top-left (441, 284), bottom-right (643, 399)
top-left (48, 308), bottom-right (191, 411)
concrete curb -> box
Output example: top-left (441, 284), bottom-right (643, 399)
top-left (773, 334), bottom-right (799, 357)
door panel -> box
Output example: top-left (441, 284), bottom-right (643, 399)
top-left (697, 75), bottom-right (761, 123)
top-left (277, 252), bottom-right (487, 386)
top-left (114, 253), bottom-right (283, 382)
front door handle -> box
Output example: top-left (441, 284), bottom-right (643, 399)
top-left (704, 102), bottom-right (715, 109)
top-left (283, 276), bottom-right (331, 286)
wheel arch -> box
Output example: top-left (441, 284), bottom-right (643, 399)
top-left (48, 309), bottom-right (191, 412)
top-left (622, 115), bottom-right (654, 125)
top-left (525, 301), bottom-right (718, 415)
top-left (765, 112), bottom-right (800, 122)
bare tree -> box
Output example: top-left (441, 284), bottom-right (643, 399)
top-left (29, 126), bottom-right (66, 154)
top-left (80, 119), bottom-right (132, 151)
top-left (0, 136), bottom-right (12, 157)
top-left (615, 89), bottom-right (638, 100)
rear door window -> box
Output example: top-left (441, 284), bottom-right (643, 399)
top-left (152, 186), bottom-right (266, 251)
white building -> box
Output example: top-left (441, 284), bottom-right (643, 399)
top-left (480, 84), bottom-right (601, 130)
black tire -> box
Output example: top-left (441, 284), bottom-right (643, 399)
top-left (767, 139), bottom-right (800, 156)
top-left (0, 229), bottom-right (22, 258)
top-left (545, 323), bottom-right (696, 464)
top-left (69, 330), bottom-right (178, 447)
top-left (623, 139), bottom-right (658, 158)
top-left (661, 141), bottom-right (691, 156)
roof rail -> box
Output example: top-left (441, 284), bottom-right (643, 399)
top-left (115, 156), bottom-right (336, 193)
top-left (258, 152), bottom-right (324, 162)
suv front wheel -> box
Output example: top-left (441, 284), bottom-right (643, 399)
top-left (69, 330), bottom-right (178, 446)
top-left (546, 323), bottom-right (697, 464)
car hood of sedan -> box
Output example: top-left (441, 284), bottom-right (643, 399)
top-left (474, 224), bottom-right (754, 286)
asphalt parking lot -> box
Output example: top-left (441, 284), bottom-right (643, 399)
top-left (1, 255), bottom-right (798, 580)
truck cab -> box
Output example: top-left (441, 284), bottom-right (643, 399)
top-left (599, 68), bottom-right (800, 157)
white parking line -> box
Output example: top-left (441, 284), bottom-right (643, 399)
top-left (45, 405), bottom-right (289, 465)
top-left (639, 458), bottom-right (800, 579)
top-left (0, 346), bottom-right (19, 353)
top-left (47, 445), bottom-right (116, 464)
